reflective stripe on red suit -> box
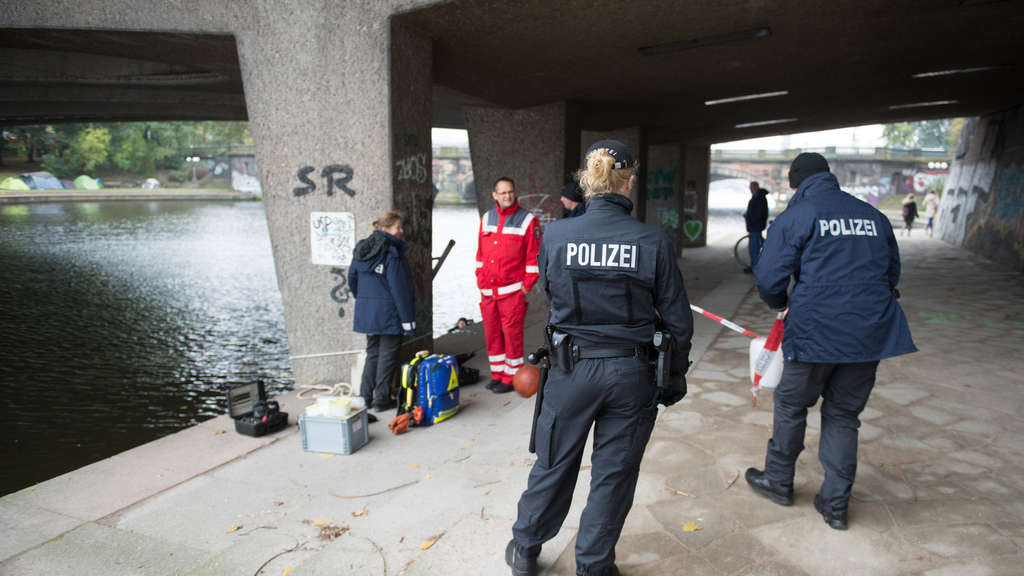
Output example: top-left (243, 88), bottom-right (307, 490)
top-left (476, 201), bottom-right (541, 383)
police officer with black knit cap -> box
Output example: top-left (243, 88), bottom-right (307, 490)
top-left (506, 140), bottom-right (693, 576)
top-left (745, 152), bottom-right (916, 530)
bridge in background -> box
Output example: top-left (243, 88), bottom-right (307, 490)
top-left (710, 147), bottom-right (954, 203)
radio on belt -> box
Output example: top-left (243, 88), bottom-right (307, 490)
top-left (226, 381), bottom-right (289, 437)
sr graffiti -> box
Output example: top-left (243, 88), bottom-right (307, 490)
top-left (293, 165), bottom-right (357, 197)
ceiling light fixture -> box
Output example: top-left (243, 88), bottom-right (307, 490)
top-left (912, 66), bottom-right (1001, 78)
top-left (734, 118), bottom-right (798, 129)
top-left (705, 91), bottom-right (788, 106)
top-left (888, 100), bottom-right (958, 110)
top-left (639, 27), bottom-right (771, 56)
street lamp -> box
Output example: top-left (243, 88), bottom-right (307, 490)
top-left (185, 155), bottom-right (201, 183)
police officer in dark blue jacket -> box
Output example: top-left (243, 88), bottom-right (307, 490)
top-left (745, 153), bottom-right (916, 530)
top-left (348, 211), bottom-right (416, 418)
top-left (506, 141), bottom-right (693, 576)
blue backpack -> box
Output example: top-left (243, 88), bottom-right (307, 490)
top-left (399, 352), bottom-right (460, 426)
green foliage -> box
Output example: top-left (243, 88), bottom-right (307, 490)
top-left (5, 121), bottom-right (251, 176)
top-left (883, 119), bottom-right (958, 149)
top-left (41, 153), bottom-right (73, 179)
top-left (68, 125), bottom-right (111, 172)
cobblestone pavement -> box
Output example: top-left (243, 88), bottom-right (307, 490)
top-left (544, 235), bottom-right (1024, 576)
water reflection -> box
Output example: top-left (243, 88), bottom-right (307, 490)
top-left (1, 201), bottom-right (291, 495)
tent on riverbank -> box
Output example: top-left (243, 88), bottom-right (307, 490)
top-left (1, 176), bottom-right (31, 190)
top-left (73, 175), bottom-right (101, 190)
top-left (21, 171), bottom-right (62, 190)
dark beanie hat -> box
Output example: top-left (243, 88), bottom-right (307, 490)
top-left (788, 152), bottom-right (830, 189)
top-left (561, 181), bottom-right (584, 202)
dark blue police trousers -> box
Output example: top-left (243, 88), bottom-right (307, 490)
top-left (512, 355), bottom-right (658, 575)
top-left (764, 359), bottom-right (879, 511)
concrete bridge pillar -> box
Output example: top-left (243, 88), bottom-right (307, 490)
top-left (241, 4), bottom-right (435, 387)
top-left (465, 102), bottom-right (582, 225)
top-left (646, 143), bottom-right (683, 251)
top-left (680, 144), bottom-right (710, 249)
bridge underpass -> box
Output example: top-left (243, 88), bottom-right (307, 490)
top-left (2, 0), bottom-right (1023, 386)
top-left (3, 3), bottom-right (1024, 574)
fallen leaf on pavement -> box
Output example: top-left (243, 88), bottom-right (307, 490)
top-left (214, 429), bottom-right (226, 435)
top-left (227, 525), bottom-right (243, 533)
top-left (408, 463), bottom-right (420, 469)
top-left (352, 509), bottom-right (368, 517)
top-left (425, 474), bottom-right (434, 479)
top-left (683, 521), bottom-right (701, 532)
top-left (283, 569), bottom-right (293, 575)
top-left (313, 518), bottom-right (331, 526)
top-left (420, 531), bottom-right (446, 550)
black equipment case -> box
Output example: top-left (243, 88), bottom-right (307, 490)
top-left (226, 381), bottom-right (289, 437)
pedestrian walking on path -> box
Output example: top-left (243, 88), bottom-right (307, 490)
top-left (923, 189), bottom-right (940, 237)
top-left (901, 192), bottom-right (918, 236)
top-left (507, 140), bottom-right (693, 576)
top-left (746, 152), bottom-right (916, 530)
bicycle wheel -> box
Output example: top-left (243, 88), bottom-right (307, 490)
top-left (734, 234), bottom-right (751, 269)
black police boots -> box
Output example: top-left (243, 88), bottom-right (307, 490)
top-left (505, 540), bottom-right (538, 576)
top-left (814, 493), bottom-right (849, 530)
top-left (745, 468), bottom-right (794, 506)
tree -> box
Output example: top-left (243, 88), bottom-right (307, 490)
top-left (883, 119), bottom-right (959, 150)
top-left (69, 125), bottom-right (111, 172)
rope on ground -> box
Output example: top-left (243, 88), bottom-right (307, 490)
top-left (297, 382), bottom-right (354, 400)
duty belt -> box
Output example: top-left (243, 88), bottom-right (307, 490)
top-left (576, 344), bottom-right (650, 360)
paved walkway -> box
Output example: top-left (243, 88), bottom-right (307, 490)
top-left (2, 230), bottom-right (1023, 575)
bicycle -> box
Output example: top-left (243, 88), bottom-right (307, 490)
top-left (734, 219), bottom-right (773, 270)
top-left (734, 234), bottom-right (752, 269)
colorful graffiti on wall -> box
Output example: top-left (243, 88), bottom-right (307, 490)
top-left (937, 111), bottom-right (1024, 272)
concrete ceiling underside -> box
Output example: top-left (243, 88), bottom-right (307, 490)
top-left (2, 0), bottom-right (1023, 144)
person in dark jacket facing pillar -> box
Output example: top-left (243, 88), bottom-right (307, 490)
top-left (506, 140), bottom-right (693, 576)
top-left (348, 211), bottom-right (416, 419)
top-left (743, 181), bottom-right (770, 272)
top-left (560, 180), bottom-right (586, 218)
top-left (745, 153), bottom-right (916, 530)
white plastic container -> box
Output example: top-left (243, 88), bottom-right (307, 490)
top-left (749, 337), bottom-right (784, 389)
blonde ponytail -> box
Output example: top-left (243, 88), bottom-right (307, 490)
top-left (576, 149), bottom-right (635, 201)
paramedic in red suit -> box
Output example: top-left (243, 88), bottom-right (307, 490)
top-left (477, 177), bottom-right (542, 393)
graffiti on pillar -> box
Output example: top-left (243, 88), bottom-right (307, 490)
top-left (516, 170), bottom-right (560, 227)
top-left (395, 153), bottom-right (429, 184)
top-left (683, 219), bottom-right (703, 241)
top-left (647, 168), bottom-right (678, 200)
top-left (292, 165), bottom-right (357, 197)
top-left (684, 180), bottom-right (699, 215)
top-left (329, 267), bottom-right (351, 318)
top-left (655, 207), bottom-right (680, 230)
top-left (310, 212), bottom-right (355, 266)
